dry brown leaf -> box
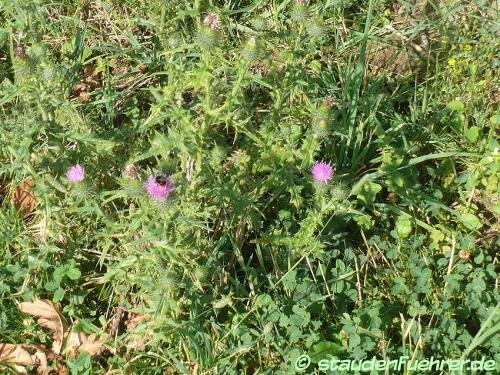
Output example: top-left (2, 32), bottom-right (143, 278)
top-left (0, 343), bottom-right (48, 374)
top-left (56, 361), bottom-right (69, 375)
top-left (0, 344), bottom-right (40, 366)
top-left (71, 63), bottom-right (102, 100)
top-left (79, 92), bottom-right (91, 103)
top-left (124, 312), bottom-right (150, 331)
top-left (125, 335), bottom-right (146, 353)
top-left (14, 364), bottom-right (28, 374)
top-left (64, 329), bottom-right (88, 358)
top-left (108, 305), bottom-right (124, 338)
top-left (11, 180), bottom-right (36, 216)
top-left (19, 300), bottom-right (68, 355)
top-left (0, 180), bottom-right (9, 195)
top-left (77, 334), bottom-right (106, 356)
top-left (34, 350), bottom-right (49, 375)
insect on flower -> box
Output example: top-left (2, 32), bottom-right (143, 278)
top-left (155, 174), bottom-right (169, 186)
top-left (145, 174), bottom-right (175, 201)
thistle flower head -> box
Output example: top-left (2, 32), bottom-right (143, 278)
top-left (311, 161), bottom-right (334, 183)
top-left (162, 270), bottom-right (180, 291)
top-left (145, 175), bottom-right (175, 201)
top-left (123, 164), bottom-right (141, 180)
top-left (195, 28), bottom-right (219, 48)
top-left (312, 119), bottom-right (330, 138)
top-left (329, 183), bottom-right (348, 201)
top-left (251, 62), bottom-right (271, 76)
top-left (14, 45), bottom-right (26, 59)
top-left (323, 95), bottom-right (336, 109)
top-left (311, 105), bottom-right (330, 138)
top-left (212, 145), bottom-right (227, 165)
top-left (167, 36), bottom-right (180, 48)
top-left (307, 19), bottom-right (325, 38)
top-left (290, 4), bottom-right (309, 22)
top-left (67, 164), bottom-right (85, 183)
top-left (203, 13), bottom-right (222, 30)
top-left (193, 265), bottom-right (208, 282)
top-left (242, 37), bottom-right (263, 61)
top-left (251, 16), bottom-right (268, 31)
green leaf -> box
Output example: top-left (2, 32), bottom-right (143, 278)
top-left (447, 100), bottom-right (465, 111)
top-left (349, 332), bottom-right (361, 349)
top-left (53, 287), bottom-right (65, 302)
top-left (53, 266), bottom-right (66, 281)
top-left (309, 341), bottom-right (343, 363)
top-left (288, 325), bottom-right (302, 343)
top-left (354, 214), bottom-right (373, 229)
top-left (464, 126), bottom-right (479, 142)
top-left (490, 201), bottom-right (500, 216)
top-left (282, 269), bottom-right (297, 292)
top-left (430, 229), bottom-right (445, 244)
top-left (290, 305), bottom-right (310, 327)
top-left (45, 280), bottom-right (60, 292)
top-left (396, 217), bottom-right (413, 238)
top-left (470, 277), bottom-right (486, 292)
top-left (67, 267), bottom-right (81, 280)
top-left (460, 213), bottom-right (483, 230)
top-left (256, 294), bottom-right (272, 307)
top-left (213, 296), bottom-right (233, 309)
top-left (266, 308), bottom-right (280, 322)
top-left (350, 152), bottom-right (481, 195)
top-left (356, 181), bottom-right (382, 205)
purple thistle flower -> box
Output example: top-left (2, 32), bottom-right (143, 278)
top-left (323, 95), bottom-right (336, 109)
top-left (311, 161), bottom-right (334, 183)
top-left (66, 164), bottom-right (85, 183)
top-left (203, 13), bottom-right (222, 30)
top-left (145, 175), bottom-right (175, 201)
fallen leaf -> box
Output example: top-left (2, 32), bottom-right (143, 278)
top-left (125, 335), bottom-right (146, 353)
top-left (0, 343), bottom-right (48, 374)
top-left (79, 92), bottom-right (91, 103)
top-left (56, 361), bottom-right (69, 375)
top-left (19, 300), bottom-right (68, 355)
top-left (64, 328), bottom-right (88, 358)
top-left (0, 343), bottom-right (40, 366)
top-left (71, 63), bottom-right (102, 99)
top-left (11, 179), bottom-right (36, 216)
top-left (108, 305), bottom-right (124, 338)
top-left (124, 312), bottom-right (150, 331)
top-left (34, 350), bottom-right (49, 375)
top-left (14, 365), bottom-right (28, 374)
top-left (0, 180), bottom-right (9, 197)
top-left (77, 334), bottom-right (106, 356)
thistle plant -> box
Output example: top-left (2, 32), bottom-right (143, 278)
top-left (290, 3), bottom-right (309, 23)
top-left (195, 27), bottom-right (219, 49)
top-left (0, 1), bottom-right (498, 374)
top-left (66, 164), bottom-right (93, 198)
top-left (307, 19), bottom-right (326, 38)
top-left (251, 16), bottom-right (268, 31)
top-left (144, 174), bottom-right (175, 201)
top-left (311, 105), bottom-right (331, 138)
top-left (311, 161), bottom-right (334, 184)
top-left (203, 13), bottom-right (222, 31)
top-left (241, 36), bottom-right (264, 62)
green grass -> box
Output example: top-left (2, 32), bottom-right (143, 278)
top-left (0, 0), bottom-right (499, 374)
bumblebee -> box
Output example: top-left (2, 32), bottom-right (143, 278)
top-left (155, 174), bottom-right (168, 186)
